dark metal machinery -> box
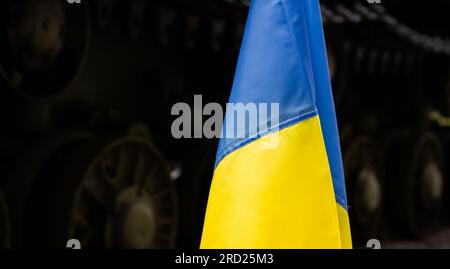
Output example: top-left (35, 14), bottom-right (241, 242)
top-left (0, 0), bottom-right (449, 249)
top-left (323, 0), bottom-right (450, 246)
top-left (0, 0), bottom-right (181, 249)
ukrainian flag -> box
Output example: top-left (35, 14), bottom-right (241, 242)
top-left (200, 0), bottom-right (351, 249)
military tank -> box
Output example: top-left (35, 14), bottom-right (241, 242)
top-left (0, 0), bottom-right (449, 249)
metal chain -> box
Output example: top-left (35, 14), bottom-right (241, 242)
top-left (319, 1), bottom-right (450, 55)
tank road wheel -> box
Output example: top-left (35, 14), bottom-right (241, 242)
top-left (25, 134), bottom-right (177, 249)
top-left (0, 0), bottom-right (89, 99)
top-left (388, 133), bottom-right (445, 237)
top-left (0, 189), bottom-right (10, 249)
top-left (402, 133), bottom-right (444, 234)
top-left (343, 136), bottom-right (383, 247)
top-left (71, 137), bottom-right (177, 249)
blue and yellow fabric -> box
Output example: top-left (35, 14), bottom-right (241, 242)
top-left (200, 0), bottom-right (352, 249)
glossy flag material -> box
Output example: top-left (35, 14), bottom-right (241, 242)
top-left (201, 0), bottom-right (351, 249)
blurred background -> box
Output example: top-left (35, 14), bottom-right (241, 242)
top-left (0, 0), bottom-right (449, 249)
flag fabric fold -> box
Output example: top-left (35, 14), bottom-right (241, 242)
top-left (200, 0), bottom-right (352, 249)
